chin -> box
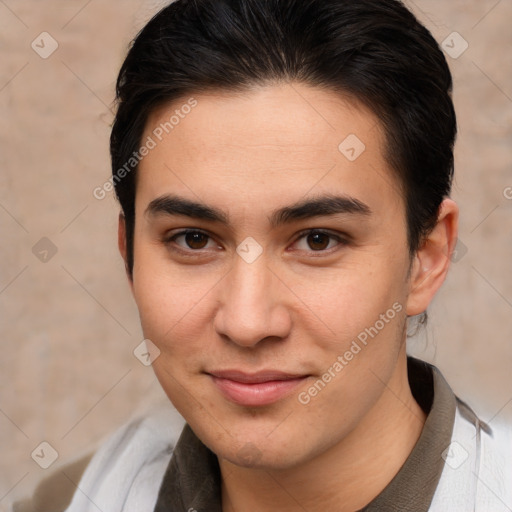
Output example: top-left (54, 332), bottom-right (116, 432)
top-left (193, 421), bottom-right (311, 471)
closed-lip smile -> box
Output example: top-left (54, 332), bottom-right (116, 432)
top-left (207, 369), bottom-right (309, 406)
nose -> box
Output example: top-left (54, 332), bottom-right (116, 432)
top-left (213, 254), bottom-right (292, 348)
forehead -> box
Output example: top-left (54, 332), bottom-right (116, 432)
top-left (137, 83), bottom-right (403, 224)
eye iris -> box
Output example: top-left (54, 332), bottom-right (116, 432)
top-left (186, 232), bottom-right (208, 249)
top-left (307, 232), bottom-right (329, 250)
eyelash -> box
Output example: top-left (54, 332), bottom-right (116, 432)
top-left (162, 228), bottom-right (349, 258)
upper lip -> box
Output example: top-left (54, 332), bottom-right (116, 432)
top-left (207, 370), bottom-right (308, 384)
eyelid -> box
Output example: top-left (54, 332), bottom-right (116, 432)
top-left (162, 228), bottom-right (221, 256)
top-left (290, 228), bottom-right (349, 254)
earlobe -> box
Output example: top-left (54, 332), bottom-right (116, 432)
top-left (406, 198), bottom-right (459, 316)
top-left (117, 212), bottom-right (134, 288)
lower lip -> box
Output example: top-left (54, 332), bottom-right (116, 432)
top-left (210, 375), bottom-right (308, 406)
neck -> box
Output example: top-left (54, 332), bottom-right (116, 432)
top-left (219, 352), bottom-right (427, 512)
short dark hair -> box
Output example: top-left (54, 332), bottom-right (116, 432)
top-left (110, 0), bottom-right (456, 277)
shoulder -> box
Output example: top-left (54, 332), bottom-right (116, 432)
top-left (476, 412), bottom-right (512, 508)
top-left (456, 397), bottom-right (512, 508)
top-left (9, 452), bottom-right (94, 512)
top-left (10, 403), bottom-right (186, 512)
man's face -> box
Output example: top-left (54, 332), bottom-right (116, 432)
top-left (129, 83), bottom-right (414, 469)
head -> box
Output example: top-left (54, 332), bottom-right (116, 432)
top-left (112, 0), bottom-right (458, 469)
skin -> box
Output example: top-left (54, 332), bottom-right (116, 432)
top-left (118, 83), bottom-right (458, 511)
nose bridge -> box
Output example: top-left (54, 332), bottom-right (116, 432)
top-left (228, 255), bottom-right (273, 321)
top-left (214, 253), bottom-right (290, 346)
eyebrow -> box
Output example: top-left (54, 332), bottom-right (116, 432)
top-left (145, 193), bottom-right (372, 228)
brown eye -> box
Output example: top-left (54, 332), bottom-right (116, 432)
top-left (165, 229), bottom-right (216, 252)
top-left (292, 229), bottom-right (348, 254)
top-left (183, 231), bottom-right (209, 249)
top-left (307, 232), bottom-right (330, 251)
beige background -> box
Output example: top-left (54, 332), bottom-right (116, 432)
top-left (1, 0), bottom-right (511, 505)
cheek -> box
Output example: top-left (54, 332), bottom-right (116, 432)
top-left (290, 257), bottom-right (408, 349)
top-left (132, 269), bottom-right (211, 408)
top-left (131, 253), bottom-right (220, 364)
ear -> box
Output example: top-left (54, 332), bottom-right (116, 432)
top-left (118, 212), bottom-right (134, 291)
top-left (406, 198), bottom-right (459, 316)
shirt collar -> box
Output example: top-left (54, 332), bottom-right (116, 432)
top-left (360, 356), bottom-right (457, 511)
